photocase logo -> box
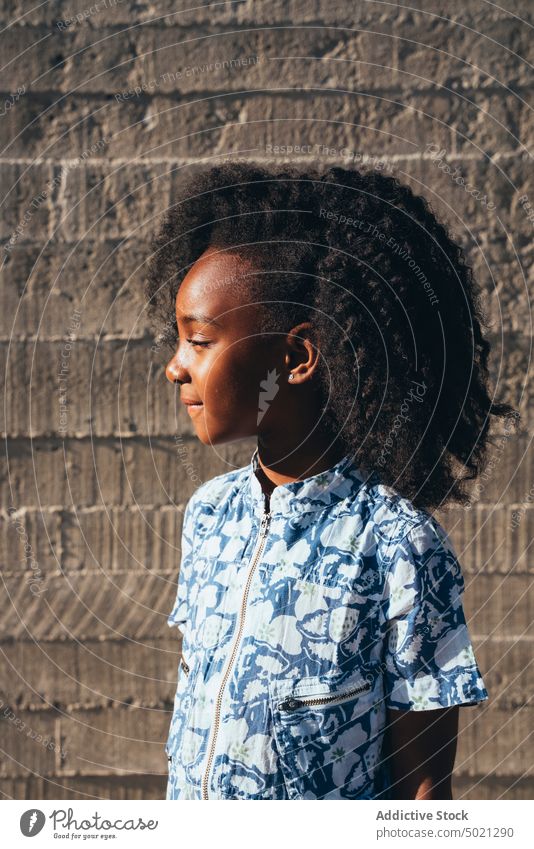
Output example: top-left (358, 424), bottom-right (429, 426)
top-left (20, 809), bottom-right (46, 836)
top-left (257, 368), bottom-right (280, 425)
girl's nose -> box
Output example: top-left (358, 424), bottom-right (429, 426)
top-left (165, 353), bottom-right (186, 385)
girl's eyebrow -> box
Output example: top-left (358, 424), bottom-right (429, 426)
top-left (178, 312), bottom-right (223, 328)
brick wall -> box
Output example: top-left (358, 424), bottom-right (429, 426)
top-left (0, 0), bottom-right (532, 799)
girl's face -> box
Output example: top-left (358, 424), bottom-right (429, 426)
top-left (165, 247), bottom-right (293, 446)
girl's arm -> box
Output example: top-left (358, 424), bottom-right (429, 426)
top-left (384, 705), bottom-right (459, 800)
top-left (381, 517), bottom-right (488, 800)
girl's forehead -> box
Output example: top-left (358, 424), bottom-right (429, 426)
top-left (176, 249), bottom-right (264, 330)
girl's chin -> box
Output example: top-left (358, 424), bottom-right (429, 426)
top-left (194, 424), bottom-right (247, 446)
top-left (192, 420), bottom-right (222, 446)
top-left (195, 430), bottom-right (211, 445)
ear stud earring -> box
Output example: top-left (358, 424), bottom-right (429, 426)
top-left (288, 374), bottom-right (294, 381)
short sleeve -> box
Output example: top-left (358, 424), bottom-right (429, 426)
top-left (167, 495), bottom-right (197, 634)
top-left (382, 516), bottom-right (489, 711)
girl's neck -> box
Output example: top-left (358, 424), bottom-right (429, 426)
top-left (254, 439), bottom-right (349, 496)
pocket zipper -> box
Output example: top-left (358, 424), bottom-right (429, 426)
top-left (167, 659), bottom-right (191, 764)
top-left (277, 680), bottom-right (371, 712)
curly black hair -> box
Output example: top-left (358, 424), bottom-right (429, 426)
top-left (145, 162), bottom-right (519, 512)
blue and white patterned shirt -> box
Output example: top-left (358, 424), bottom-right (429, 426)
top-left (165, 447), bottom-right (488, 800)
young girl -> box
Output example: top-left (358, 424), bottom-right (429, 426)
top-left (145, 163), bottom-right (518, 801)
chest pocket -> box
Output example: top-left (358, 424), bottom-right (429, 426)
top-left (269, 668), bottom-right (379, 800)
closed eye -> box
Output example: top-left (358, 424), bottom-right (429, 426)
top-left (186, 338), bottom-right (211, 348)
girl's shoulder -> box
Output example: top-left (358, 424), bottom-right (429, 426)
top-left (363, 474), bottom-right (434, 536)
top-left (361, 474), bottom-right (457, 568)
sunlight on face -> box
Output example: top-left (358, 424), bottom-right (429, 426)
top-left (165, 248), bottom-right (283, 445)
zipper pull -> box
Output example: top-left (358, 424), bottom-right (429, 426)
top-left (278, 697), bottom-right (303, 712)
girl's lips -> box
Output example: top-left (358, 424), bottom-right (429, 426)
top-left (186, 403), bottom-right (203, 415)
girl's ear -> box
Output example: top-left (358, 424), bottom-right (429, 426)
top-left (284, 321), bottom-right (320, 383)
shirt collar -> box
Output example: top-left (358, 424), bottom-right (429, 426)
top-left (245, 446), bottom-right (372, 518)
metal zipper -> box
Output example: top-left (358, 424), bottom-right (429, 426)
top-left (277, 680), bottom-right (371, 712)
top-left (201, 496), bottom-right (271, 799)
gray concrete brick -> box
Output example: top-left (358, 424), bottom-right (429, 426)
top-left (47, 156), bottom-right (531, 245)
top-left (457, 703), bottom-right (533, 777)
top-left (453, 773), bottom-right (534, 800)
top-left (0, 440), bottom-right (122, 508)
top-left (1, 703), bottom-right (169, 778)
top-left (60, 506), bottom-right (184, 572)
top-left (466, 573), bottom-right (533, 636)
top-left (0, 437), bottom-right (247, 507)
top-left (435, 435), bottom-right (533, 514)
top-left (0, 162), bottom-right (54, 245)
top-left (56, 705), bottom-right (170, 776)
top-left (0, 570), bottom-right (175, 641)
top-left (0, 772), bottom-right (166, 799)
top-left (1, 0), bottom-right (533, 28)
top-left (0, 706), bottom-right (60, 777)
top-left (0, 92), bottom-right (450, 161)
top-left (0, 338), bottom-right (184, 436)
top-left (442, 505), bottom-right (534, 575)
top-left (0, 508), bottom-right (61, 580)
top-left (0, 638), bottom-right (180, 709)
top-left (1, 240), bottom-right (150, 338)
top-left (59, 161), bottom-right (175, 242)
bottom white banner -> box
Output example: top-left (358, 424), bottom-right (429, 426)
top-left (2, 799), bottom-right (531, 848)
